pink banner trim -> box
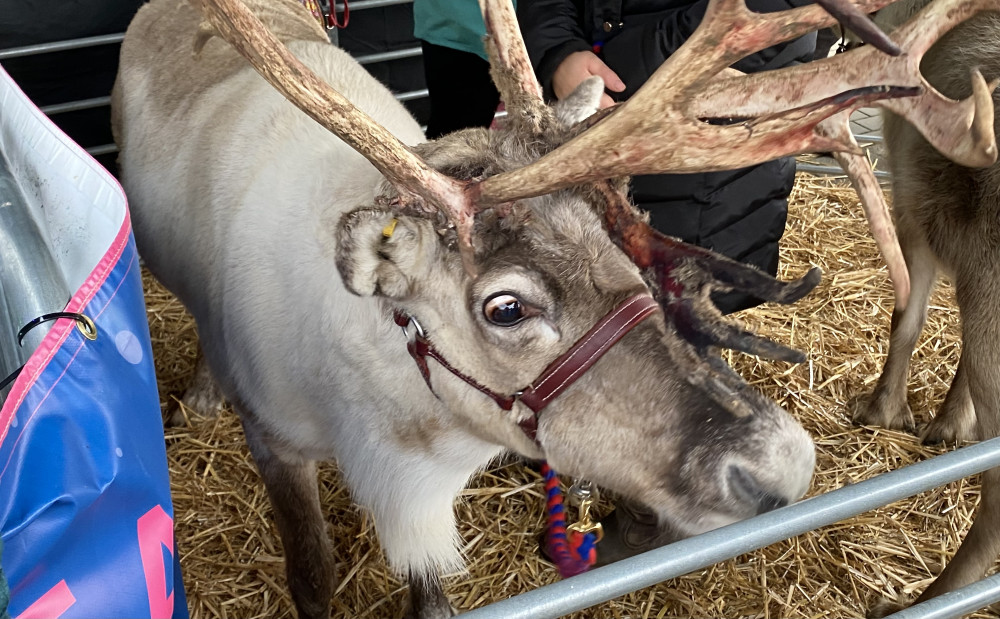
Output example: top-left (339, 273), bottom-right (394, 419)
top-left (0, 239), bottom-right (137, 483)
top-left (0, 216), bottom-right (132, 448)
top-left (14, 580), bottom-right (77, 619)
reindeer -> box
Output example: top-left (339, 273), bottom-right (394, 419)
top-left (111, 0), bottom-right (995, 615)
top-left (851, 0), bottom-right (1000, 611)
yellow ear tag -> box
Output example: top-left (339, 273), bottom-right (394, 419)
top-left (382, 218), bottom-right (398, 239)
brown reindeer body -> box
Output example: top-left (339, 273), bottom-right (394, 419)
top-left (855, 4), bottom-right (1000, 608)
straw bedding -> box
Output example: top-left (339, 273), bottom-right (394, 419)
top-left (146, 173), bottom-right (995, 618)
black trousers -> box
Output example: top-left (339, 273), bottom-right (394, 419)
top-left (420, 41), bottom-right (501, 139)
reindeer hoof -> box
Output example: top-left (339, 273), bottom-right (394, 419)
top-left (180, 380), bottom-right (226, 417)
top-left (851, 391), bottom-right (916, 433)
top-left (167, 355), bottom-right (226, 426)
top-left (921, 410), bottom-right (977, 445)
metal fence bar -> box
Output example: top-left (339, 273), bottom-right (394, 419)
top-left (356, 46), bottom-right (422, 65)
top-left (0, 34), bottom-right (125, 60)
top-left (334, 0), bottom-right (412, 9)
top-left (39, 96), bottom-right (112, 116)
top-left (857, 133), bottom-right (884, 143)
top-left (460, 435), bottom-right (1000, 619)
top-left (796, 162), bottom-right (891, 179)
top-left (85, 144), bottom-right (118, 157)
top-left (796, 162), bottom-right (848, 176)
top-left (396, 88), bottom-right (428, 102)
top-left (883, 573), bottom-right (1000, 619)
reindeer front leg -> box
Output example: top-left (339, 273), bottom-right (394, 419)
top-left (406, 572), bottom-right (453, 619)
top-left (239, 409), bottom-right (336, 619)
top-left (170, 352), bottom-right (226, 426)
top-left (917, 273), bottom-right (1000, 596)
top-left (854, 209), bottom-right (938, 433)
top-left (341, 432), bottom-right (503, 619)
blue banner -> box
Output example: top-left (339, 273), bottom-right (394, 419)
top-left (0, 64), bottom-right (186, 619)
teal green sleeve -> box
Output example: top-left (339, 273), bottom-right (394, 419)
top-left (413, 0), bottom-right (517, 60)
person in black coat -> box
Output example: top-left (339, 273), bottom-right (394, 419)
top-left (519, 0), bottom-right (816, 564)
top-left (521, 0), bottom-right (816, 314)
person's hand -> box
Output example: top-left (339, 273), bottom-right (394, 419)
top-left (552, 51), bottom-right (626, 108)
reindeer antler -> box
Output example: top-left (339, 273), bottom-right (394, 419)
top-left (477, 0), bottom-right (550, 134)
top-left (191, 0), bottom-right (493, 271)
top-left (473, 0), bottom-right (998, 311)
top-left (476, 0), bottom-right (997, 202)
top-left (195, 0), bottom-right (995, 316)
top-left (596, 180), bottom-right (822, 363)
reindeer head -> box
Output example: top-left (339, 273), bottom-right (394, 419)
top-left (191, 0), bottom-right (997, 529)
top-left (334, 102), bottom-right (813, 526)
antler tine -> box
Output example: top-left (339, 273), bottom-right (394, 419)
top-left (815, 113), bottom-right (911, 309)
top-left (476, 81), bottom-right (915, 203)
top-left (478, 0), bottom-right (551, 133)
top-left (191, 0), bottom-right (484, 272)
top-left (472, 0), bottom-right (995, 207)
top-left (596, 181), bottom-right (820, 364)
top-left (815, 0), bottom-right (901, 55)
top-left (879, 70), bottom-right (999, 169)
top-left (692, 0), bottom-right (998, 167)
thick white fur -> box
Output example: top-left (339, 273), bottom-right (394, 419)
top-left (114, 1), bottom-right (503, 575)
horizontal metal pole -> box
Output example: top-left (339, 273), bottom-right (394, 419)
top-left (334, 0), bottom-right (412, 9)
top-left (856, 133), bottom-right (884, 143)
top-left (356, 47), bottom-right (421, 65)
top-left (39, 96), bottom-right (111, 116)
top-left (85, 144), bottom-right (118, 157)
top-left (0, 33), bottom-right (124, 59)
top-left (396, 88), bottom-right (428, 102)
top-left (796, 162), bottom-right (891, 179)
top-left (884, 573), bottom-right (1000, 619)
top-left (796, 162), bottom-right (845, 175)
top-left (460, 436), bottom-right (1000, 619)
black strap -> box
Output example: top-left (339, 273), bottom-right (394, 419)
top-left (17, 311), bottom-right (94, 346)
top-left (0, 366), bottom-right (22, 393)
top-left (1, 312), bottom-right (96, 396)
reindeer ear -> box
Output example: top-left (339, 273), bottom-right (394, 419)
top-left (553, 76), bottom-right (605, 126)
top-left (335, 208), bottom-right (438, 298)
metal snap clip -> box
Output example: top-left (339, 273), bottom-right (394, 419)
top-left (567, 479), bottom-right (604, 542)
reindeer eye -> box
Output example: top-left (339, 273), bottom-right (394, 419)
top-left (483, 293), bottom-right (525, 326)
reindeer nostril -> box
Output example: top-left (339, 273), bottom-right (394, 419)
top-left (727, 465), bottom-right (788, 515)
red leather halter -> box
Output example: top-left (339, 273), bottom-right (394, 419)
top-left (393, 293), bottom-right (660, 441)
